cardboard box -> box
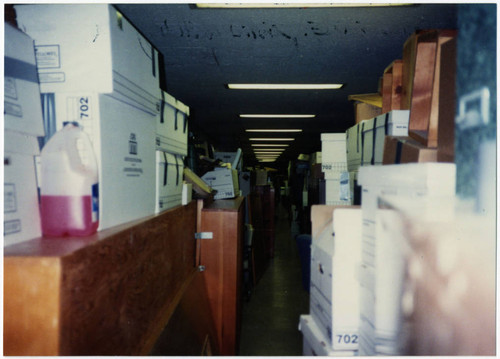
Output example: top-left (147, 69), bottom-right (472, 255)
top-left (383, 136), bottom-right (437, 164)
top-left (406, 30), bottom-right (457, 147)
top-left (4, 23), bottom-right (45, 137)
top-left (4, 131), bottom-right (42, 246)
top-left (357, 163), bottom-right (456, 355)
top-left (299, 315), bottom-right (357, 357)
top-left (382, 60), bottom-right (403, 113)
top-left (324, 174), bottom-right (351, 205)
top-left (155, 151), bottom-right (184, 213)
top-left (14, 4), bottom-right (160, 109)
top-left (214, 150), bottom-right (243, 171)
top-left (346, 120), bottom-right (367, 172)
top-left (49, 89), bottom-right (156, 231)
top-left (201, 168), bottom-right (239, 200)
top-left (321, 133), bottom-right (347, 168)
top-left (157, 91), bottom-right (189, 156)
top-left (361, 110), bottom-right (409, 166)
top-left (309, 208), bottom-right (362, 350)
top-left (354, 101), bottom-right (382, 124)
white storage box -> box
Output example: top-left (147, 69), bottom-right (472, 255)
top-left (14, 4), bottom-right (160, 111)
top-left (321, 133), bottom-right (347, 175)
top-left (358, 163), bottom-right (456, 267)
top-left (201, 168), bottom-right (239, 200)
top-left (299, 315), bottom-right (357, 356)
top-left (309, 208), bottom-right (362, 350)
top-left (4, 23), bottom-right (45, 137)
top-left (362, 110), bottom-right (409, 166)
top-left (324, 173), bottom-right (351, 206)
top-left (157, 91), bottom-right (189, 155)
top-left (214, 150), bottom-right (243, 171)
top-left (156, 151), bottom-right (184, 213)
top-left (346, 120), bottom-right (367, 173)
top-left (357, 163), bottom-right (456, 355)
top-left (4, 131), bottom-right (42, 246)
top-left (48, 89), bottom-right (156, 231)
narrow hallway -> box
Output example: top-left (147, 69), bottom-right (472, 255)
top-left (239, 202), bottom-right (310, 356)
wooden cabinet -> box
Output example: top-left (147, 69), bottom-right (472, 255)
top-left (4, 202), bottom-right (218, 356)
top-left (198, 197), bottom-right (244, 355)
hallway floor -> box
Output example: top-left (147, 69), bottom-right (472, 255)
top-left (239, 203), bottom-right (310, 356)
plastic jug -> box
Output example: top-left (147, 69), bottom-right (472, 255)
top-left (40, 122), bottom-right (99, 236)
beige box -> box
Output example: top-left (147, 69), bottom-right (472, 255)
top-left (201, 168), bottom-right (239, 200)
top-left (157, 91), bottom-right (189, 156)
top-left (4, 131), bottom-right (42, 246)
top-left (155, 151), bottom-right (184, 213)
top-left (51, 89), bottom-right (156, 231)
top-left (383, 136), bottom-right (437, 164)
top-left (4, 23), bottom-right (45, 137)
top-left (15, 4), bottom-right (160, 112)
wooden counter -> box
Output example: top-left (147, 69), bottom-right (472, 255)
top-left (4, 202), bottom-right (201, 356)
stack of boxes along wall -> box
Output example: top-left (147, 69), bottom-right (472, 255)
top-left (11, 4), bottom-right (191, 241)
top-left (300, 27), bottom-right (494, 356)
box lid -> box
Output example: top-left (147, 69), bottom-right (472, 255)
top-left (357, 163), bottom-right (456, 194)
top-left (321, 133), bottom-right (346, 142)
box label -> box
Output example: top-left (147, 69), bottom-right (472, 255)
top-left (34, 45), bottom-right (61, 69)
top-left (4, 219), bottom-right (21, 235)
top-left (4, 101), bottom-right (23, 118)
top-left (123, 133), bottom-right (143, 178)
top-left (4, 183), bottom-right (17, 213)
top-left (4, 77), bottom-right (17, 99)
top-left (39, 72), bottom-right (66, 83)
top-left (66, 96), bottom-right (95, 139)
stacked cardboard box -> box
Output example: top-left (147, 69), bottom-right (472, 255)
top-left (4, 24), bottom-right (45, 246)
top-left (309, 208), bottom-right (362, 353)
top-left (201, 168), bottom-right (239, 200)
top-left (397, 29), bottom-right (458, 161)
top-left (361, 110), bottom-right (410, 166)
top-left (156, 90), bottom-right (189, 212)
top-left (14, 4), bottom-right (191, 232)
top-left (357, 163), bottom-right (456, 355)
top-left (321, 134), bottom-right (351, 205)
top-left (300, 206), bottom-right (362, 356)
top-left (299, 315), bottom-right (356, 357)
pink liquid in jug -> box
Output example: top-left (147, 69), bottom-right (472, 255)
top-left (41, 195), bottom-right (99, 237)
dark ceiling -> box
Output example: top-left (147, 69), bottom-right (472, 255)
top-left (115, 3), bottom-right (458, 169)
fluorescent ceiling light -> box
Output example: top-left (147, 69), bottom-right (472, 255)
top-left (254, 150), bottom-right (284, 153)
top-left (197, 3), bottom-right (411, 8)
top-left (228, 83), bottom-right (343, 90)
top-left (259, 159), bottom-right (277, 162)
top-left (246, 129), bottom-right (302, 133)
top-left (250, 138), bottom-right (295, 141)
top-left (251, 144), bottom-right (289, 147)
top-left (240, 114), bottom-right (315, 118)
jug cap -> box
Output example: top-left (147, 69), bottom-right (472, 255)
top-left (63, 121), bottom-right (80, 128)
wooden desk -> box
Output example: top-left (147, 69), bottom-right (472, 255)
top-left (198, 197), bottom-right (244, 355)
top-left (4, 202), bottom-right (203, 356)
